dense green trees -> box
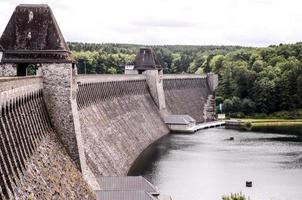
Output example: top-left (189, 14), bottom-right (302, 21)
top-left (69, 42), bottom-right (302, 115)
top-left (68, 42), bottom-right (245, 75)
top-left (72, 50), bottom-right (135, 74)
top-left (215, 43), bottom-right (302, 115)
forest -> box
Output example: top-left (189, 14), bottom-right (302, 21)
top-left (68, 42), bottom-right (302, 117)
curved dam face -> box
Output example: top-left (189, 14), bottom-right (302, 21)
top-left (0, 73), bottom-right (215, 199)
top-left (77, 75), bottom-right (170, 176)
top-left (0, 77), bottom-right (95, 200)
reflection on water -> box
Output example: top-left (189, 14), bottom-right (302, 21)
top-left (129, 128), bottom-right (302, 200)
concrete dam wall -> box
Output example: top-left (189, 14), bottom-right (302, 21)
top-left (0, 74), bottom-right (215, 199)
top-left (0, 77), bottom-right (95, 200)
top-left (163, 75), bottom-right (212, 123)
top-left (77, 75), bottom-right (170, 177)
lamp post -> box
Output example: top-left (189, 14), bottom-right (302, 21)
top-left (0, 45), bottom-right (3, 63)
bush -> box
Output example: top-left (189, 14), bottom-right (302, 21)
top-left (223, 96), bottom-right (243, 114)
top-left (230, 112), bottom-right (245, 118)
top-left (244, 121), bottom-right (252, 130)
top-left (251, 113), bottom-right (268, 119)
top-left (270, 109), bottom-right (302, 119)
top-left (222, 192), bottom-right (248, 200)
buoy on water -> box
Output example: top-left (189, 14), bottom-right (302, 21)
top-left (246, 181), bottom-right (252, 187)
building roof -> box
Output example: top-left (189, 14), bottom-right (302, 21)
top-left (0, 4), bottom-right (73, 63)
top-left (96, 176), bottom-right (159, 195)
top-left (163, 115), bottom-right (196, 125)
top-left (133, 48), bottom-right (162, 70)
top-left (96, 191), bottom-right (158, 200)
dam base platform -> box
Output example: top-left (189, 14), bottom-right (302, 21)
top-left (170, 121), bottom-right (226, 133)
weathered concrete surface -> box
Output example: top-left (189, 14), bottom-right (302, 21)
top-left (71, 71), bottom-right (99, 190)
top-left (12, 133), bottom-right (96, 200)
top-left (0, 79), bottom-right (46, 198)
top-left (77, 77), bottom-right (169, 176)
top-left (0, 76), bottom-right (42, 92)
top-left (163, 74), bottom-right (211, 123)
top-left (0, 77), bottom-right (96, 199)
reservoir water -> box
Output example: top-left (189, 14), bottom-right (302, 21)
top-left (129, 128), bottom-right (302, 200)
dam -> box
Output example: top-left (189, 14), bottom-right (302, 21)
top-left (0, 4), bottom-right (218, 199)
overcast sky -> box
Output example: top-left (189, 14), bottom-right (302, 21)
top-left (0, 0), bottom-right (301, 47)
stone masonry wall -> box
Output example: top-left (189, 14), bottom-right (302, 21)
top-left (41, 63), bottom-right (85, 170)
top-left (77, 75), bottom-right (169, 176)
top-left (163, 74), bottom-right (211, 123)
top-left (0, 77), bottom-right (95, 199)
top-left (0, 64), bottom-right (17, 77)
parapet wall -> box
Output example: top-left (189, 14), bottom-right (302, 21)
top-left (0, 76), bottom-right (42, 92)
top-left (163, 74), bottom-right (211, 122)
top-left (0, 77), bottom-right (95, 200)
top-left (77, 75), bottom-right (169, 177)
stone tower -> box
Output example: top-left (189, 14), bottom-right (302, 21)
top-left (0, 4), bottom-right (73, 76)
top-left (133, 47), bottom-right (162, 74)
top-left (0, 4), bottom-right (87, 173)
top-left (134, 47), bottom-right (167, 112)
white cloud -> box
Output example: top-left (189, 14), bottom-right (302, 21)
top-left (0, 0), bottom-right (302, 46)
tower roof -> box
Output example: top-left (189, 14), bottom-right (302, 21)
top-left (133, 48), bottom-right (162, 70)
top-left (0, 4), bottom-right (73, 63)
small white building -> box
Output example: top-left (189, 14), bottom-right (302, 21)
top-left (163, 115), bottom-right (196, 133)
top-left (124, 64), bottom-right (138, 74)
top-left (217, 114), bottom-right (226, 120)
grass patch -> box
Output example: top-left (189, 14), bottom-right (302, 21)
top-left (233, 118), bottom-right (302, 135)
top-left (252, 122), bottom-right (302, 127)
top-left (239, 119), bottom-right (302, 123)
